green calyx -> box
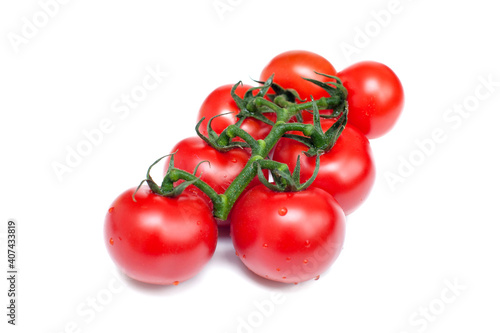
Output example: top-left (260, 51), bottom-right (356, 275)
top-left (132, 154), bottom-right (220, 204)
top-left (195, 114), bottom-right (251, 152)
top-left (255, 155), bottom-right (322, 192)
top-left (284, 99), bottom-right (348, 157)
top-left (232, 78), bottom-right (277, 127)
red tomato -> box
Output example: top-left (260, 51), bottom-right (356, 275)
top-left (104, 186), bottom-right (217, 285)
top-left (337, 61), bottom-right (404, 139)
top-left (273, 120), bottom-right (375, 215)
top-left (260, 50), bottom-right (337, 102)
top-left (166, 136), bottom-right (266, 226)
top-left (167, 136), bottom-right (263, 195)
top-left (230, 185), bottom-right (345, 284)
top-left (196, 84), bottom-right (274, 141)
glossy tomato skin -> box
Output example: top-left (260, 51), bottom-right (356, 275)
top-left (166, 136), bottom-right (266, 226)
top-left (273, 121), bottom-right (375, 215)
top-left (338, 61), bottom-right (404, 139)
top-left (104, 186), bottom-right (217, 285)
top-left (167, 136), bottom-right (263, 195)
top-left (230, 185), bottom-right (345, 284)
top-left (196, 84), bottom-right (274, 141)
top-left (260, 50), bottom-right (337, 102)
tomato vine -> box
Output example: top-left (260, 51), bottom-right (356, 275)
top-left (145, 73), bottom-right (348, 221)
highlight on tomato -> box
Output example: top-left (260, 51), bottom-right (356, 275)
top-left (104, 186), bottom-right (218, 285)
top-left (260, 50), bottom-right (337, 102)
top-left (230, 185), bottom-right (345, 284)
top-left (337, 61), bottom-right (404, 139)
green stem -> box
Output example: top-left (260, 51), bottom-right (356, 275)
top-left (216, 117), bottom-right (246, 147)
top-left (223, 125), bottom-right (261, 153)
top-left (253, 97), bottom-right (282, 113)
top-left (215, 122), bottom-right (291, 220)
top-left (168, 169), bottom-right (224, 209)
top-left (256, 159), bottom-right (290, 190)
top-left (275, 95), bottom-right (344, 117)
top-left (162, 80), bottom-right (348, 221)
top-left (213, 112), bottom-right (331, 219)
top-left (215, 155), bottom-right (264, 219)
top-left (253, 97), bottom-right (288, 122)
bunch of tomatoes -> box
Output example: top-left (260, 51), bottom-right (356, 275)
top-left (104, 50), bottom-right (404, 285)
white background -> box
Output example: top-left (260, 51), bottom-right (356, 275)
top-left (1, 0), bottom-right (499, 332)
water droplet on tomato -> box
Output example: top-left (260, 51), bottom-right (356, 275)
top-left (173, 281), bottom-right (179, 286)
top-left (235, 251), bottom-right (239, 257)
top-left (315, 275), bottom-right (320, 281)
top-left (276, 267), bottom-right (281, 272)
top-left (304, 240), bottom-right (311, 248)
top-left (263, 243), bottom-right (268, 248)
top-left (109, 238), bottom-right (114, 245)
top-left (278, 207), bottom-right (287, 216)
top-left (303, 259), bottom-right (309, 264)
top-left (108, 207), bottom-right (115, 213)
top-left (286, 257), bottom-right (291, 262)
top-left (196, 221), bottom-right (201, 225)
top-left (242, 254), bottom-right (246, 259)
top-left (230, 158), bottom-right (237, 163)
top-left (282, 276), bottom-right (287, 280)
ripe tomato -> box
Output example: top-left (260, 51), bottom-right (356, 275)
top-left (104, 186), bottom-right (217, 285)
top-left (337, 61), bottom-right (404, 139)
top-left (196, 84), bottom-right (274, 141)
top-left (166, 136), bottom-right (267, 226)
top-left (260, 50), bottom-right (337, 102)
top-left (230, 185), bottom-right (345, 284)
top-left (273, 120), bottom-right (375, 215)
